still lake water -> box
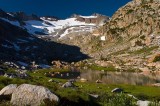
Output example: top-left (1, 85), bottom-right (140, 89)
top-left (80, 70), bottom-right (160, 85)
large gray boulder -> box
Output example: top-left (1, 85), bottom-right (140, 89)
top-left (10, 84), bottom-right (59, 106)
top-left (0, 84), bottom-right (17, 96)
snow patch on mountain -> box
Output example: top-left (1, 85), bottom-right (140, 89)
top-left (0, 14), bottom-right (101, 39)
top-left (43, 17), bottom-right (95, 27)
top-left (7, 13), bottom-right (15, 17)
top-left (0, 18), bottom-right (20, 27)
top-left (79, 15), bottom-right (97, 18)
top-left (22, 17), bottom-right (97, 37)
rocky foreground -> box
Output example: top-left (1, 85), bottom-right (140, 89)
top-left (0, 84), bottom-right (59, 106)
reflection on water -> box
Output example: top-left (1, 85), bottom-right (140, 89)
top-left (80, 70), bottom-right (160, 85)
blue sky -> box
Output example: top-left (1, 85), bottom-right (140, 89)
top-left (0, 0), bottom-right (131, 19)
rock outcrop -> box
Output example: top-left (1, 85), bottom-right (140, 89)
top-left (73, 14), bottom-right (110, 26)
top-left (11, 12), bottom-right (41, 21)
top-left (82, 0), bottom-right (160, 72)
top-left (0, 9), bottom-right (17, 21)
top-left (62, 81), bottom-right (75, 88)
top-left (103, 0), bottom-right (160, 41)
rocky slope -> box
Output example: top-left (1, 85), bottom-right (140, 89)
top-left (104, 0), bottom-right (160, 40)
top-left (57, 0), bottom-right (160, 74)
top-left (88, 0), bottom-right (160, 73)
top-left (0, 9), bottom-right (110, 68)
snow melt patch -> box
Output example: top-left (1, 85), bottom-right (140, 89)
top-left (0, 18), bottom-right (20, 27)
top-left (7, 13), bottom-right (14, 17)
top-left (100, 36), bottom-right (106, 41)
top-left (49, 18), bottom-right (95, 27)
top-left (79, 15), bottom-right (97, 18)
top-left (24, 20), bottom-right (49, 34)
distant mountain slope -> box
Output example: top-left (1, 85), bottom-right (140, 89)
top-left (0, 10), bottom-right (89, 65)
top-left (0, 11), bottom-right (109, 40)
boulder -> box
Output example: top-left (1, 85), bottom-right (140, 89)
top-left (62, 81), bottom-right (75, 88)
top-left (137, 100), bottom-right (150, 106)
top-left (68, 79), bottom-right (76, 83)
top-left (152, 83), bottom-right (160, 87)
top-left (80, 78), bottom-right (88, 82)
top-left (10, 84), bottom-right (59, 106)
top-left (111, 88), bottom-right (123, 93)
top-left (0, 84), bottom-right (17, 96)
top-left (88, 94), bottom-right (99, 99)
top-left (48, 79), bottom-right (53, 82)
top-left (96, 79), bottom-right (102, 83)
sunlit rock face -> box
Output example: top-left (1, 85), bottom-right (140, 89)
top-left (102, 0), bottom-right (160, 41)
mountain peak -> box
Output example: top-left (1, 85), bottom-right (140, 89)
top-left (10, 12), bottom-right (40, 21)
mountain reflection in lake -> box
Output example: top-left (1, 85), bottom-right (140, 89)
top-left (80, 70), bottom-right (160, 85)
